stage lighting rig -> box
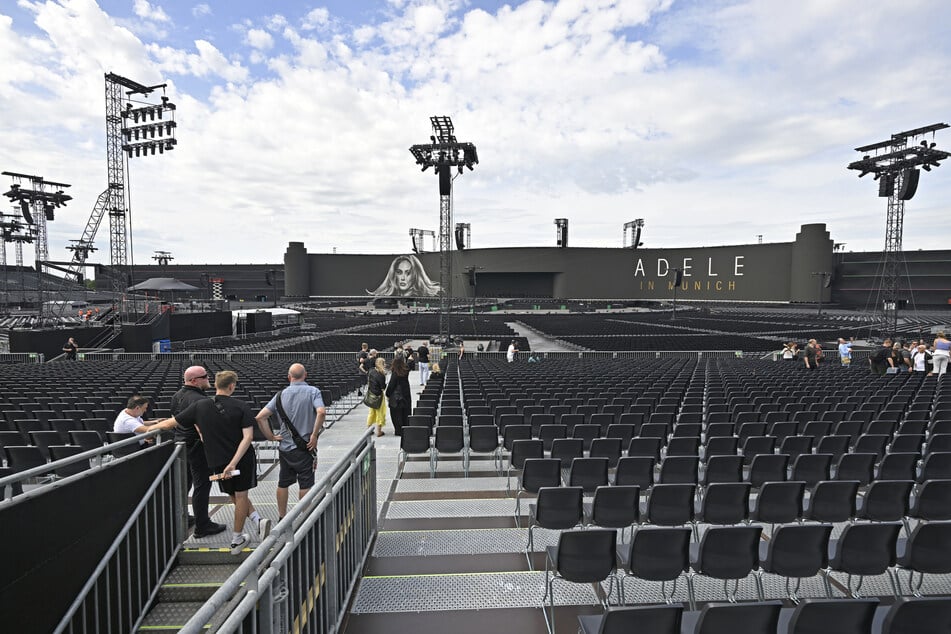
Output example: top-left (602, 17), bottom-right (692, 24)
top-left (152, 250), bottom-right (173, 266)
top-left (623, 219), bottom-right (645, 249)
top-left (847, 122), bottom-right (949, 336)
top-left (409, 116), bottom-right (479, 339)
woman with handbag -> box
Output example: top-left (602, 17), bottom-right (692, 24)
top-left (365, 357), bottom-right (388, 436)
top-left (386, 354), bottom-right (412, 436)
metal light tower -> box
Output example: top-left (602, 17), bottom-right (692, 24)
top-left (847, 123), bottom-right (949, 336)
top-left (624, 219), bottom-right (644, 248)
top-left (409, 116), bottom-right (478, 339)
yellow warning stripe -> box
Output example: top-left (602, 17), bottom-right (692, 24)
top-left (363, 570), bottom-right (537, 579)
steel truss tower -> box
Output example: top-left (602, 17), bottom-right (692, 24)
top-left (848, 123), bottom-right (949, 336)
top-left (410, 116), bottom-right (479, 339)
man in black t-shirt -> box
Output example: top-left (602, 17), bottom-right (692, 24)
top-left (159, 370), bottom-right (270, 554)
top-left (169, 366), bottom-right (225, 538)
top-left (357, 342), bottom-right (370, 395)
top-left (62, 337), bottom-right (78, 360)
top-left (417, 344), bottom-right (430, 386)
top-left (869, 339), bottom-right (895, 376)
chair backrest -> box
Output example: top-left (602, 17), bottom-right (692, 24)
top-left (568, 457), bottom-right (609, 493)
top-left (628, 437), bottom-right (663, 460)
top-left (400, 426), bottom-right (432, 454)
top-left (658, 455), bottom-right (699, 485)
top-left (919, 452), bottom-right (951, 482)
top-left (901, 521), bottom-right (951, 575)
top-left (571, 424), bottom-right (601, 451)
top-left (550, 438), bottom-right (583, 468)
top-left (69, 430), bottom-right (104, 452)
top-left (806, 480), bottom-right (859, 523)
top-left (645, 483), bottom-right (696, 526)
top-left (4, 445), bottom-right (47, 473)
top-left (830, 522), bottom-right (901, 575)
top-left (748, 453), bottom-right (789, 488)
top-left (815, 434), bottom-right (850, 459)
top-left (533, 486), bottom-right (583, 530)
top-left (106, 432), bottom-right (141, 457)
top-left (555, 528), bottom-right (617, 583)
top-left (911, 479), bottom-right (951, 520)
top-left (858, 480), bottom-right (914, 522)
top-left (509, 439), bottom-right (544, 470)
top-left (790, 453), bottom-right (832, 488)
top-left (581, 604), bottom-right (683, 634)
top-left (434, 426), bottom-right (464, 452)
top-left (590, 485), bottom-right (639, 528)
top-left (785, 598), bottom-right (879, 634)
top-left (625, 526), bottom-right (691, 581)
top-left (520, 458), bottom-right (561, 493)
top-left (467, 424), bottom-right (499, 453)
top-left (699, 482), bottom-right (751, 526)
top-left (835, 453), bottom-right (876, 486)
top-left (702, 455), bottom-right (744, 485)
top-left (48, 444), bottom-right (89, 477)
top-left (752, 480), bottom-right (805, 524)
top-left (615, 456), bottom-right (654, 489)
top-left (694, 525), bottom-right (762, 579)
top-left (760, 523), bottom-right (832, 578)
top-left (880, 597), bottom-right (951, 634)
top-left (689, 601), bottom-right (783, 634)
top-left (590, 437), bottom-right (622, 467)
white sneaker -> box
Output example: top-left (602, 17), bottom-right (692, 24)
top-left (257, 517), bottom-right (272, 541)
top-left (229, 533), bottom-right (249, 555)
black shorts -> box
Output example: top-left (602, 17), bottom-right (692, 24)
top-left (278, 447), bottom-right (316, 489)
top-left (213, 453), bottom-right (257, 495)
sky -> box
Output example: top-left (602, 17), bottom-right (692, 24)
top-left (1, 0), bottom-right (951, 265)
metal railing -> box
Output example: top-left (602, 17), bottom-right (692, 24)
top-left (179, 428), bottom-right (377, 634)
top-left (0, 431), bottom-right (186, 633)
top-left (0, 352), bottom-right (44, 363)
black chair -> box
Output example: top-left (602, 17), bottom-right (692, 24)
top-left (895, 521), bottom-right (951, 597)
top-left (527, 485), bottom-right (583, 554)
top-left (758, 523), bottom-right (833, 603)
top-left (826, 522), bottom-right (902, 598)
top-left (777, 598), bottom-right (879, 634)
top-left (537, 424), bottom-right (566, 451)
top-left (505, 439), bottom-right (544, 494)
top-left (642, 483), bottom-right (696, 527)
top-left (106, 432), bottom-right (142, 457)
top-left (681, 601), bottom-right (783, 634)
top-left (590, 437), bottom-right (622, 468)
top-left (4, 445), bottom-right (49, 477)
top-left (857, 480), bottom-right (914, 522)
top-left (906, 479), bottom-right (951, 534)
top-left (69, 430), bottom-right (104, 453)
top-left (835, 453), bottom-right (876, 486)
top-left (605, 423), bottom-right (636, 447)
top-left (27, 430), bottom-right (63, 461)
top-left (614, 456), bottom-right (655, 489)
top-left (790, 454), bottom-right (832, 488)
top-left (617, 527), bottom-right (692, 605)
top-left (747, 453), bottom-right (789, 489)
top-left (816, 435), bottom-right (851, 461)
top-left (688, 525), bottom-right (763, 609)
top-left (514, 458), bottom-right (562, 520)
top-left (542, 529), bottom-right (617, 634)
top-left (751, 481), bottom-right (805, 529)
top-left (571, 424), bottom-right (601, 452)
top-left (877, 453), bottom-right (920, 482)
top-left (743, 436), bottom-right (777, 465)
top-left (658, 455), bottom-right (699, 485)
top-left (578, 604), bottom-right (683, 634)
top-left (873, 596), bottom-right (951, 634)
top-left (467, 423), bottom-right (501, 475)
top-left (550, 437), bottom-right (583, 469)
top-left (804, 480), bottom-right (859, 523)
top-left (628, 437), bottom-right (663, 460)
top-left (855, 434), bottom-right (891, 460)
top-left (704, 435), bottom-right (739, 458)
top-left (585, 485), bottom-right (639, 539)
top-left (502, 424), bottom-right (532, 453)
top-left (48, 444), bottom-right (89, 477)
top-left (568, 457), bottom-right (610, 494)
top-left (701, 455), bottom-right (744, 487)
top-left (433, 426), bottom-right (465, 475)
top-left (917, 452), bottom-right (951, 483)
top-left (694, 482), bottom-right (751, 539)
top-left (397, 425), bottom-right (432, 478)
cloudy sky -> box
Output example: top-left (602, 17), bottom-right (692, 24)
top-left (2, 0), bottom-right (950, 265)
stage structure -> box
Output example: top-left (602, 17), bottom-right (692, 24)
top-left (2, 172), bottom-right (72, 311)
top-left (624, 219), bottom-right (645, 249)
top-left (847, 123), bottom-right (949, 335)
top-left (0, 212), bottom-right (32, 307)
top-left (152, 250), bottom-right (173, 266)
top-left (454, 222), bottom-right (471, 250)
top-left (409, 116), bottom-right (479, 338)
top-left (408, 228), bottom-right (435, 253)
top-left (51, 74), bottom-right (177, 328)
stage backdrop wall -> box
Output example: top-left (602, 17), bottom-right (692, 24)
top-left (284, 224), bottom-right (834, 303)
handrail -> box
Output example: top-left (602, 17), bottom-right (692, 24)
top-left (54, 441), bottom-right (185, 633)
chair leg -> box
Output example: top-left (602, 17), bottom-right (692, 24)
top-left (823, 569), bottom-right (834, 598)
top-left (686, 573), bottom-right (697, 611)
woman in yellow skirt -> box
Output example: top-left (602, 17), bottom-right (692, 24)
top-left (366, 357), bottom-right (387, 436)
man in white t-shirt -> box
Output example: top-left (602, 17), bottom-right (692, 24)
top-left (113, 395), bottom-right (165, 444)
top-left (507, 340), bottom-right (518, 363)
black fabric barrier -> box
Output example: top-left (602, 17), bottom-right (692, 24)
top-left (0, 443), bottom-right (174, 633)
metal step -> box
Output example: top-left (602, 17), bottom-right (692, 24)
top-left (157, 564), bottom-right (242, 603)
top-left (138, 601), bottom-right (207, 633)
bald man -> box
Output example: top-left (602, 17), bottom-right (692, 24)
top-left (256, 363), bottom-right (326, 520)
top-left (169, 365), bottom-right (226, 538)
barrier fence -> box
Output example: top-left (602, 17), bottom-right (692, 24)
top-left (179, 428), bottom-right (377, 634)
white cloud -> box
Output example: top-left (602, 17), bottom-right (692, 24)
top-left (191, 3), bottom-right (211, 18)
top-left (301, 7), bottom-right (329, 30)
top-left (4, 0), bottom-right (951, 265)
top-left (245, 28), bottom-right (274, 50)
top-left (132, 0), bottom-right (170, 23)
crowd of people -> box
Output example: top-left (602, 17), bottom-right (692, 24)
top-left (781, 332), bottom-right (951, 377)
top-left (111, 363), bottom-right (327, 555)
